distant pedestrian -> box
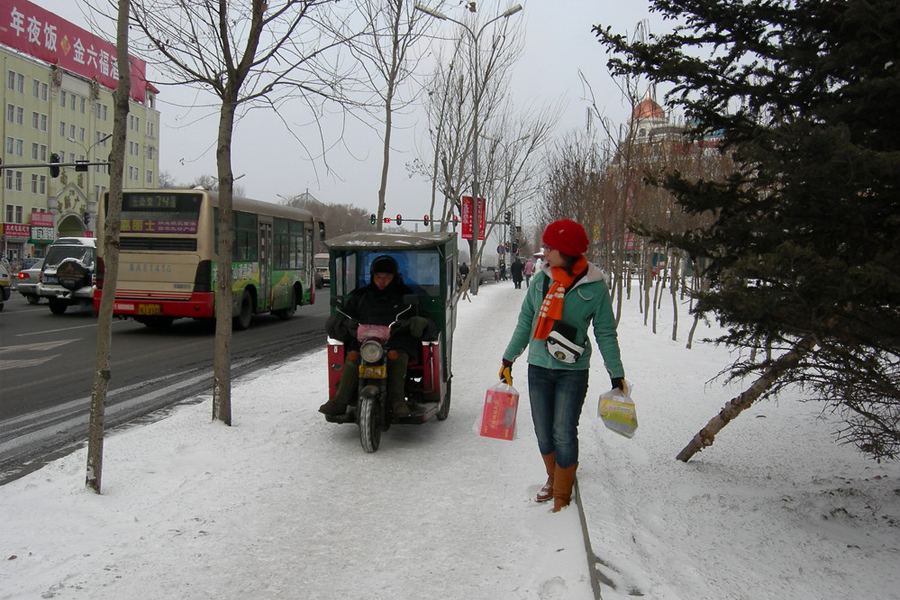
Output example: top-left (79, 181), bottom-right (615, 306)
top-left (524, 257), bottom-right (534, 287)
top-left (510, 256), bottom-right (524, 289)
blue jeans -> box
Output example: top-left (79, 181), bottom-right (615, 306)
top-left (528, 364), bottom-right (589, 468)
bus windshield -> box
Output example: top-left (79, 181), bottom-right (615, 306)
top-left (113, 192), bottom-right (204, 234)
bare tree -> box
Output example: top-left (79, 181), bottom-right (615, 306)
top-left (127, 0), bottom-right (352, 424)
top-left (85, 0), bottom-right (131, 494)
top-left (351, 0), bottom-right (437, 230)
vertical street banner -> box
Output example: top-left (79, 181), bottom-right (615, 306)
top-left (461, 196), bottom-right (486, 241)
top-left (461, 196), bottom-right (474, 240)
top-left (476, 197), bottom-right (486, 241)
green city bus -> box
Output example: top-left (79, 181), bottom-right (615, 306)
top-left (93, 189), bottom-right (324, 329)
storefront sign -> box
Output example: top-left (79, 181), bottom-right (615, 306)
top-left (3, 223), bottom-right (29, 238)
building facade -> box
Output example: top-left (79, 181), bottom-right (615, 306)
top-left (0, 0), bottom-right (160, 261)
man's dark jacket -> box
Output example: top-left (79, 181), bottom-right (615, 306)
top-left (326, 276), bottom-right (431, 357)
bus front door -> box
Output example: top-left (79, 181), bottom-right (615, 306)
top-left (259, 221), bottom-right (272, 309)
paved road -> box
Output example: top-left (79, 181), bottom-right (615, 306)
top-left (0, 289), bottom-right (330, 483)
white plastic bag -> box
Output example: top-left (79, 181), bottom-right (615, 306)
top-left (598, 382), bottom-right (638, 439)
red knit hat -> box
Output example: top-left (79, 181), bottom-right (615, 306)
top-left (542, 219), bottom-right (589, 257)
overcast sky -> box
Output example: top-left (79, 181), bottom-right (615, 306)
top-left (35, 0), bottom-right (663, 226)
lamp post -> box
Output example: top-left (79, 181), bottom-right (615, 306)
top-left (415, 3), bottom-right (523, 294)
top-left (67, 132), bottom-right (112, 232)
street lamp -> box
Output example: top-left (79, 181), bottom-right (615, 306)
top-left (67, 132), bottom-right (112, 231)
top-left (415, 3), bottom-right (523, 294)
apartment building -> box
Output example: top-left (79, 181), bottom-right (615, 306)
top-left (0, 0), bottom-right (160, 261)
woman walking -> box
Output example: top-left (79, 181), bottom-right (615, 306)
top-left (499, 219), bottom-right (626, 512)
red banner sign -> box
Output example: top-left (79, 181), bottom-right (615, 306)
top-left (0, 0), bottom-right (149, 103)
top-left (461, 196), bottom-right (474, 240)
top-left (3, 223), bottom-right (29, 237)
top-left (31, 211), bottom-right (54, 227)
top-left (460, 196), bottom-right (486, 241)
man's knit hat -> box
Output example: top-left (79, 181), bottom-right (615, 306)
top-left (370, 255), bottom-right (399, 276)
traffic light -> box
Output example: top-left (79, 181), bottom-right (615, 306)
top-left (83, 212), bottom-right (91, 226)
top-left (504, 211), bottom-right (512, 225)
top-left (423, 214), bottom-right (429, 227)
top-left (49, 153), bottom-right (60, 178)
top-left (383, 217), bottom-right (391, 223)
top-left (370, 213), bottom-right (377, 225)
top-left (396, 214), bottom-right (402, 225)
top-left (504, 241), bottom-right (510, 251)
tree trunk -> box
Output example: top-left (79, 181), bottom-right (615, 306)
top-left (670, 252), bottom-right (680, 341)
top-left (212, 98), bottom-right (238, 426)
top-left (676, 336), bottom-right (816, 462)
top-left (86, 0), bottom-right (130, 494)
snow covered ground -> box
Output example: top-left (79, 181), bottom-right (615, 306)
top-left (2, 281), bottom-right (898, 600)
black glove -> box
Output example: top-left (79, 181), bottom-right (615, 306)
top-left (611, 377), bottom-right (626, 393)
top-left (326, 313), bottom-right (353, 341)
top-left (407, 316), bottom-right (430, 338)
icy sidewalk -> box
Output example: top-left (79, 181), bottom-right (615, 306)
top-left (0, 283), bottom-right (595, 600)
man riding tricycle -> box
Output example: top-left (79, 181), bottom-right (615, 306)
top-left (319, 231), bottom-right (458, 452)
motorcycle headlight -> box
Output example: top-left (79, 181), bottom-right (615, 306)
top-left (360, 340), bottom-right (384, 363)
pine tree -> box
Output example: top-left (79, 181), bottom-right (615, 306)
top-left (595, 0), bottom-right (900, 460)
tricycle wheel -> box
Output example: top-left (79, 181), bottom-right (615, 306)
top-left (358, 395), bottom-right (382, 452)
top-left (436, 379), bottom-right (451, 421)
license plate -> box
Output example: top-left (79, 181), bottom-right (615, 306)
top-left (43, 276), bottom-right (58, 284)
top-left (359, 364), bottom-right (386, 379)
top-left (137, 303), bottom-right (162, 315)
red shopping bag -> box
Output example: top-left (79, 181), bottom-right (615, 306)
top-left (478, 381), bottom-right (519, 441)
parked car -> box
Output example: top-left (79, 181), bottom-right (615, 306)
top-left (37, 237), bottom-right (97, 315)
top-left (20, 257), bottom-right (42, 271)
top-left (16, 258), bottom-right (44, 304)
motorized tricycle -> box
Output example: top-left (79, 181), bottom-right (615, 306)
top-left (323, 231), bottom-right (458, 452)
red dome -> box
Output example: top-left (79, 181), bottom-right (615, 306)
top-left (632, 96), bottom-right (666, 121)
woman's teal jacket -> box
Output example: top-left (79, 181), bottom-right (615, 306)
top-left (502, 262), bottom-right (624, 377)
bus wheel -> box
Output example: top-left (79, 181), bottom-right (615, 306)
top-left (274, 285), bottom-right (298, 320)
top-left (234, 290), bottom-right (253, 331)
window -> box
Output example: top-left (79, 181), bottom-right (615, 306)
top-left (31, 174), bottom-right (46, 194)
top-left (145, 145), bottom-right (155, 160)
top-left (59, 121), bottom-right (66, 137)
top-left (146, 119), bottom-right (155, 137)
top-left (7, 70), bottom-right (24, 93)
top-left (31, 111), bottom-right (39, 129)
top-left (31, 142), bottom-right (38, 160)
top-left (274, 218), bottom-right (307, 269)
top-left (6, 136), bottom-right (13, 154)
top-left (60, 90), bottom-right (67, 107)
top-left (79, 127), bottom-right (85, 142)
top-left (40, 114), bottom-right (47, 131)
top-left (70, 93), bottom-right (75, 110)
top-left (69, 124), bottom-right (75, 139)
top-left (80, 97), bottom-right (85, 113)
top-left (146, 169), bottom-right (153, 184)
top-left (32, 79), bottom-right (47, 100)
top-left (8, 104), bottom-right (24, 125)
top-left (5, 204), bottom-right (23, 222)
top-left (233, 212), bottom-right (259, 262)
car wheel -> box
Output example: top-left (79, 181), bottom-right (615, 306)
top-left (25, 294), bottom-right (40, 305)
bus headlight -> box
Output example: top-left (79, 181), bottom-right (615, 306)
top-left (360, 340), bottom-right (384, 363)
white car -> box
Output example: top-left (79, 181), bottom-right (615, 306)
top-left (38, 237), bottom-right (97, 315)
top-left (0, 258), bottom-right (10, 311)
top-left (15, 258), bottom-right (44, 304)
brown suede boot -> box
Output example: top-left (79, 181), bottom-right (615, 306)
top-left (551, 462), bottom-right (578, 513)
top-left (536, 451), bottom-right (556, 502)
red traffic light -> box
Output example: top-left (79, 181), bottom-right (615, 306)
top-left (423, 214), bottom-right (430, 226)
top-left (396, 214), bottom-right (403, 225)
